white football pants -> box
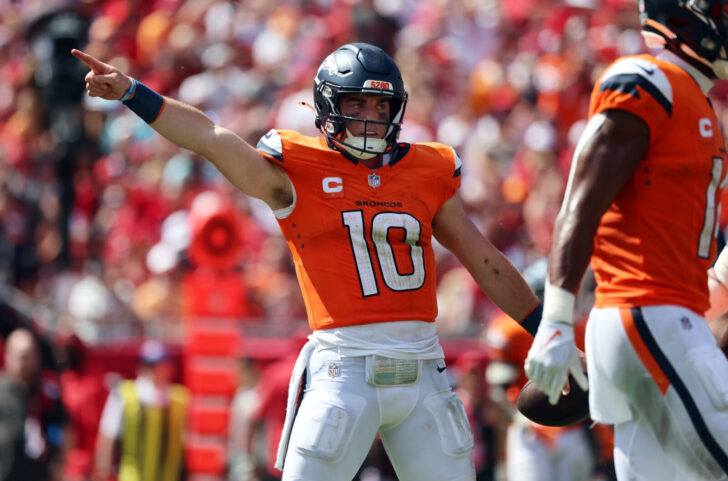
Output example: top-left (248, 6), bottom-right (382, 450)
top-left (586, 305), bottom-right (728, 480)
top-left (279, 346), bottom-right (476, 481)
top-left (505, 422), bottom-right (594, 481)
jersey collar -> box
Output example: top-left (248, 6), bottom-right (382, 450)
top-left (657, 49), bottom-right (714, 96)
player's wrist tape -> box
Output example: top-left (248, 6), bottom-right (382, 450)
top-left (122, 80), bottom-right (164, 124)
top-left (520, 303), bottom-right (542, 337)
top-left (543, 282), bottom-right (575, 325)
top-left (119, 78), bottom-right (137, 102)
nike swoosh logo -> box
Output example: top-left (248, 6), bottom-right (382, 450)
top-left (636, 63), bottom-right (655, 75)
top-left (436, 365), bottom-right (447, 373)
top-left (543, 330), bottom-right (562, 349)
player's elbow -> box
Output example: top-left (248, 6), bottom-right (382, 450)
top-left (193, 124), bottom-right (224, 158)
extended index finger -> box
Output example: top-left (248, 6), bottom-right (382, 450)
top-left (71, 49), bottom-right (107, 74)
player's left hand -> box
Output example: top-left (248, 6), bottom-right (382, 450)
top-left (524, 320), bottom-right (588, 405)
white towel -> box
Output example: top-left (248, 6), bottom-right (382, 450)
top-left (275, 340), bottom-right (315, 470)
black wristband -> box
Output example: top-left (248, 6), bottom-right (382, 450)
top-left (520, 303), bottom-right (542, 337)
top-left (123, 81), bottom-right (164, 124)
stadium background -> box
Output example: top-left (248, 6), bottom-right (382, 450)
top-left (2, 0), bottom-right (728, 480)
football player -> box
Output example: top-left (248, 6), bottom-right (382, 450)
top-left (73, 43), bottom-right (542, 481)
top-left (525, 0), bottom-right (728, 479)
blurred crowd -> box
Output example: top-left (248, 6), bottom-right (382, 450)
top-left (3, 0), bottom-right (728, 480)
top-left (0, 0), bottom-right (682, 343)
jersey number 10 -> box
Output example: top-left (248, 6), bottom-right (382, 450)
top-left (342, 210), bottom-right (426, 297)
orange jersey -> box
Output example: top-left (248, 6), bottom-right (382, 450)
top-left (587, 54), bottom-right (727, 314)
top-left (257, 130), bottom-right (461, 331)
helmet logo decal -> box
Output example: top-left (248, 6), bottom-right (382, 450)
top-left (368, 173), bottom-right (381, 188)
top-left (363, 80), bottom-right (392, 90)
top-left (320, 56), bottom-right (338, 77)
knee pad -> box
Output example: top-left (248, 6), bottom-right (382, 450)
top-left (424, 391), bottom-right (474, 457)
top-left (687, 345), bottom-right (728, 411)
top-left (292, 390), bottom-right (366, 462)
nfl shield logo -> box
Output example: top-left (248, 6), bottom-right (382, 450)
top-left (328, 362), bottom-right (341, 378)
top-left (368, 173), bottom-right (381, 188)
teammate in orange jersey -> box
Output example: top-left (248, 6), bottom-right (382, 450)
top-left (73, 43), bottom-right (542, 481)
top-left (524, 0), bottom-right (728, 479)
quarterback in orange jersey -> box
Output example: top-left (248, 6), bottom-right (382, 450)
top-left (525, 0), bottom-right (728, 480)
top-left (73, 43), bottom-right (541, 481)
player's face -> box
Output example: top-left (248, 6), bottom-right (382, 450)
top-left (338, 93), bottom-right (391, 139)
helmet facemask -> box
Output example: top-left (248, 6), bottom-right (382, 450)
top-left (316, 82), bottom-right (407, 159)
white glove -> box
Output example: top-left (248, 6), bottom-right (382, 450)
top-left (524, 319), bottom-right (588, 405)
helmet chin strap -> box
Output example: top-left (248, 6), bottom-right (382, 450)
top-left (338, 129), bottom-right (387, 160)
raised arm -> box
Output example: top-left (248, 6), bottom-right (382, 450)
top-left (433, 195), bottom-right (540, 326)
top-left (71, 49), bottom-right (292, 210)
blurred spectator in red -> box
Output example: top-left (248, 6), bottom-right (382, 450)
top-left (53, 331), bottom-right (107, 481)
top-left (0, 328), bottom-right (70, 481)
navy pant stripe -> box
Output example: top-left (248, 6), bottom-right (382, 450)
top-left (631, 307), bottom-right (728, 473)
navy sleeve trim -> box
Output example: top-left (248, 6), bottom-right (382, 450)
top-left (599, 73), bottom-right (672, 116)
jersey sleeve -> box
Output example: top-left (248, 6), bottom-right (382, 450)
top-left (446, 146), bottom-right (463, 199)
top-left (422, 142), bottom-right (462, 200)
top-left (590, 57), bottom-right (671, 140)
top-left (256, 129), bottom-right (284, 164)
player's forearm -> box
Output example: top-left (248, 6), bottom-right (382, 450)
top-left (473, 251), bottom-right (540, 321)
top-left (547, 211), bottom-right (596, 295)
top-left (146, 96), bottom-right (218, 157)
top-left (446, 225), bottom-right (538, 319)
top-left (124, 91), bottom-right (287, 205)
top-left (432, 196), bottom-right (539, 322)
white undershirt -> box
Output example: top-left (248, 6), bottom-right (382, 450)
top-left (310, 320), bottom-right (444, 360)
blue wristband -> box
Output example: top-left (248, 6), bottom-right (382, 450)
top-left (123, 81), bottom-right (164, 124)
top-left (119, 78), bottom-right (137, 102)
top-left (520, 303), bottom-right (543, 337)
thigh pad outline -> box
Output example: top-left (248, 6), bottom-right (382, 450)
top-left (687, 345), bottom-right (728, 411)
top-left (424, 391), bottom-right (474, 457)
top-left (293, 390), bottom-right (366, 462)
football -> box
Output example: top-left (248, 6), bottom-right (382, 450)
top-left (516, 374), bottom-right (590, 427)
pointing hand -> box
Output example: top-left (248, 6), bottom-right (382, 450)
top-left (71, 49), bottom-right (133, 100)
